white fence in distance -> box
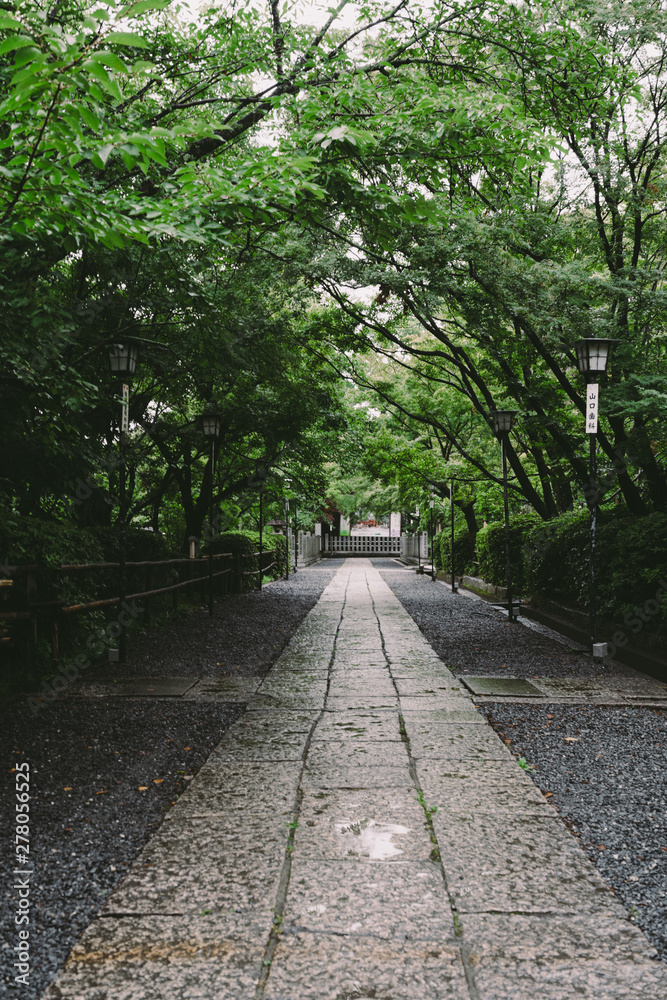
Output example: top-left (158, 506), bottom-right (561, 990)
top-left (325, 535), bottom-right (402, 555)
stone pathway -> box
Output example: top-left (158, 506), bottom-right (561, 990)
top-left (44, 559), bottom-right (667, 999)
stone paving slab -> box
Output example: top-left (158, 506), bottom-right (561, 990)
top-left (72, 677), bottom-right (198, 698)
top-left (434, 812), bottom-right (621, 914)
top-left (296, 787), bottom-right (431, 862)
top-left (313, 710), bottom-right (403, 741)
top-left (101, 817), bottom-right (283, 931)
top-left (461, 674), bottom-right (667, 705)
top-left (301, 764), bottom-right (416, 790)
top-left (282, 858), bottom-right (455, 941)
top-left (324, 695), bottom-right (400, 711)
top-left (264, 932), bottom-right (470, 1000)
top-left (306, 738), bottom-right (409, 770)
top-left (165, 761), bottom-right (300, 821)
top-left (463, 913), bottom-right (666, 999)
top-left (43, 920), bottom-right (265, 1000)
top-left (408, 723), bottom-right (517, 761)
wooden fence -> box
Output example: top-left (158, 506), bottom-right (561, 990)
top-left (0, 546), bottom-right (279, 674)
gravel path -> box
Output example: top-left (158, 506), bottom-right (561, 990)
top-left (1, 563), bottom-right (338, 998)
top-left (375, 560), bottom-right (628, 678)
top-left (376, 561), bottom-right (667, 962)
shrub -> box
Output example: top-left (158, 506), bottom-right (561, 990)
top-left (203, 530), bottom-right (286, 590)
top-left (477, 513), bottom-right (542, 593)
top-left (525, 509), bottom-right (667, 634)
top-left (435, 530), bottom-right (476, 576)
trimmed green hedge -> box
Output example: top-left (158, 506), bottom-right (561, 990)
top-left (203, 530), bottom-right (287, 588)
top-left (525, 510), bottom-right (667, 632)
top-left (434, 530), bottom-right (476, 576)
top-left (476, 513), bottom-right (542, 593)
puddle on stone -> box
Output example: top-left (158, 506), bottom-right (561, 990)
top-left (334, 817), bottom-right (410, 860)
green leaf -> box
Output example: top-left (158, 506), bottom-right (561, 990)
top-left (0, 35), bottom-right (35, 55)
top-left (104, 31), bottom-right (149, 48)
top-left (118, 0), bottom-right (171, 17)
top-left (89, 50), bottom-right (128, 74)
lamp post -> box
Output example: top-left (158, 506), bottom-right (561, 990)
top-left (256, 467), bottom-right (267, 591)
top-left (573, 337), bottom-right (619, 658)
top-left (450, 479), bottom-right (458, 594)
top-left (108, 341), bottom-right (139, 663)
top-left (284, 477), bottom-right (292, 580)
top-left (490, 409), bottom-right (519, 622)
top-left (201, 408), bottom-right (222, 618)
top-left (416, 506), bottom-right (421, 572)
top-left (429, 486), bottom-right (435, 581)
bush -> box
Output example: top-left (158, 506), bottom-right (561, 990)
top-left (477, 513), bottom-right (542, 593)
top-left (435, 530), bottom-right (476, 576)
top-left (203, 530), bottom-right (286, 590)
top-left (525, 510), bottom-right (667, 634)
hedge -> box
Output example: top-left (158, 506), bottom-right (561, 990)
top-left (525, 510), bottom-right (667, 632)
top-left (434, 530), bottom-right (477, 576)
top-left (203, 530), bottom-right (287, 588)
top-left (476, 513), bottom-right (542, 594)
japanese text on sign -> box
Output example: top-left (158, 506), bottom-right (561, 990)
top-left (586, 384), bottom-right (599, 434)
top-left (121, 384), bottom-right (129, 433)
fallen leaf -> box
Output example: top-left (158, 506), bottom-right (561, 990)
top-left (597, 845), bottom-right (606, 850)
top-left (547, 714), bottom-right (554, 719)
top-left (63, 786), bottom-right (73, 791)
top-left (96, 790), bottom-right (107, 795)
top-left (138, 786), bottom-right (148, 791)
top-left (660, 847), bottom-right (667, 853)
top-left (183, 747), bottom-right (191, 751)
top-left (564, 737), bottom-right (579, 742)
top-left (543, 791), bottom-right (553, 797)
top-left (153, 778), bottom-right (164, 784)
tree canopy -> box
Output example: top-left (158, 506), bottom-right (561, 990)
top-left (2, 0), bottom-right (666, 553)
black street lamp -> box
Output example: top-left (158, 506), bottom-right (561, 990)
top-left (450, 479), bottom-right (458, 594)
top-left (415, 506), bottom-right (421, 572)
top-left (429, 485), bottom-right (436, 582)
top-left (284, 492), bottom-right (290, 580)
top-left (490, 409), bottom-right (519, 622)
top-left (255, 466), bottom-right (268, 591)
top-left (108, 341), bottom-right (139, 663)
top-left (573, 337), bottom-right (619, 658)
top-left (201, 408), bottom-right (222, 618)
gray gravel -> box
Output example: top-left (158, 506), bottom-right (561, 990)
top-left (478, 703), bottom-right (667, 960)
top-left (376, 561), bottom-right (667, 962)
top-left (1, 563), bottom-right (338, 998)
top-left (375, 561), bottom-right (627, 677)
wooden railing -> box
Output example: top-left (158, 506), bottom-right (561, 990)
top-left (1, 545), bottom-right (281, 675)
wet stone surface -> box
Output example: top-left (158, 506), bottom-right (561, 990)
top-left (264, 932), bottom-right (470, 1000)
top-left (282, 859), bottom-right (455, 941)
top-left (27, 558), bottom-right (667, 998)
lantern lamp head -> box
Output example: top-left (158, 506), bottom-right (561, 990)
top-left (108, 341), bottom-right (139, 376)
top-left (573, 338), bottom-right (620, 380)
top-left (201, 408), bottom-right (221, 440)
top-left (490, 409), bottom-right (519, 438)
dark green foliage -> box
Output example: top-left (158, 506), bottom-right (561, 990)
top-left (435, 531), bottom-right (477, 576)
top-left (203, 530), bottom-right (286, 589)
top-left (477, 513), bottom-right (542, 593)
top-left (86, 526), bottom-right (171, 562)
top-left (525, 511), bottom-right (667, 633)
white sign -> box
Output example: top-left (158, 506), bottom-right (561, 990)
top-left (390, 512), bottom-right (401, 537)
top-left (586, 384), bottom-right (599, 435)
top-left (121, 384), bottom-right (130, 433)
top-left (314, 522), bottom-right (322, 536)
